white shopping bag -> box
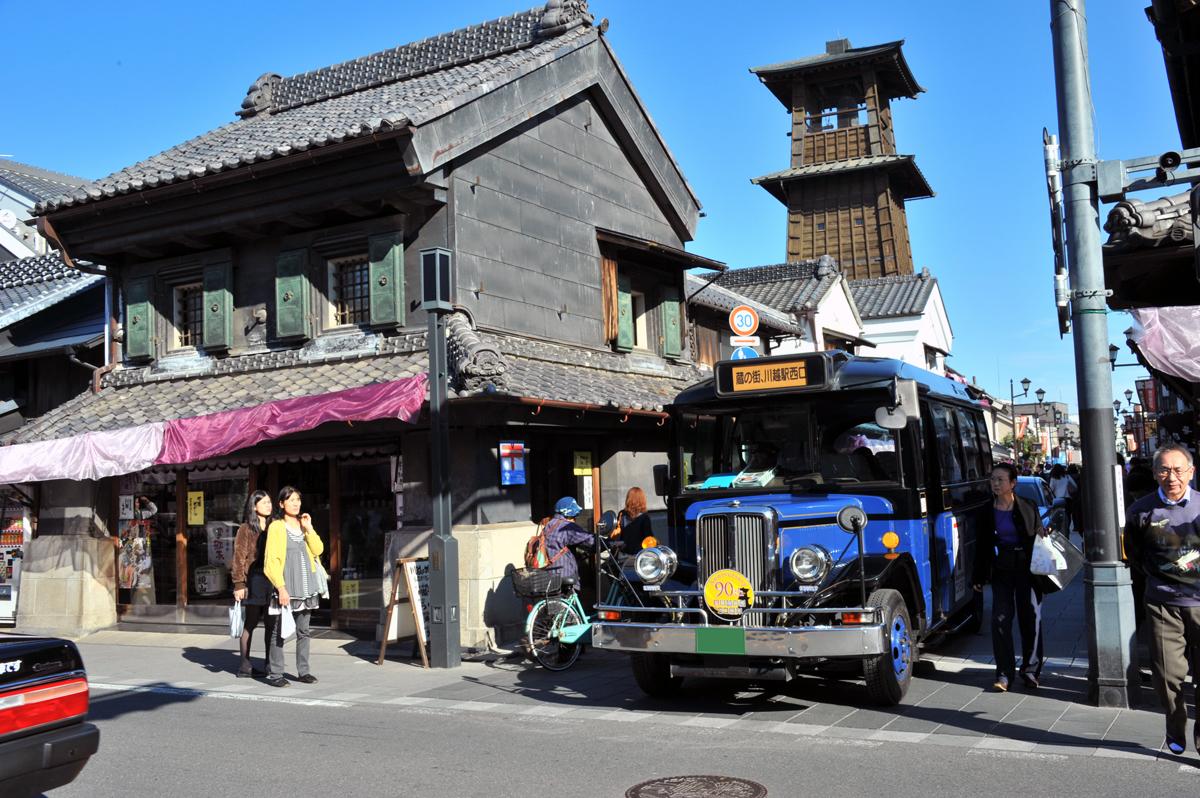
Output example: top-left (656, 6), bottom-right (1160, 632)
top-left (279, 605), bottom-right (296, 640)
top-left (1030, 535), bottom-right (1065, 576)
top-left (228, 600), bottom-right (244, 638)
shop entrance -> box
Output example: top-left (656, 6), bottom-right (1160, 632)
top-left (528, 435), bottom-right (602, 532)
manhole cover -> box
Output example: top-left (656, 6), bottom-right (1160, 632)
top-left (625, 775), bottom-right (767, 798)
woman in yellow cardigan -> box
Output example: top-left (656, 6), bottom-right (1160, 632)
top-left (262, 485), bottom-right (324, 688)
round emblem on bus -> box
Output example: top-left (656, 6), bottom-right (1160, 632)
top-left (703, 568), bottom-right (755, 620)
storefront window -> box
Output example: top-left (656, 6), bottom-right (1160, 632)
top-left (184, 470), bottom-right (249, 605)
top-left (116, 471), bottom-right (178, 607)
top-left (337, 460), bottom-right (394, 621)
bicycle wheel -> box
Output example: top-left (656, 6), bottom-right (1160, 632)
top-left (528, 599), bottom-right (583, 671)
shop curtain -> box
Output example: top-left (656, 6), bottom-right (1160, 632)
top-left (157, 374), bottom-right (428, 465)
top-left (0, 422), bottom-right (164, 483)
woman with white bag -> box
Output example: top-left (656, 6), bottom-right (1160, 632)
top-left (972, 462), bottom-right (1048, 692)
top-left (263, 486), bottom-right (325, 688)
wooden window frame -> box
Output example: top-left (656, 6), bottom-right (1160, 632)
top-left (170, 282), bottom-right (203, 351)
top-left (325, 254), bottom-right (371, 329)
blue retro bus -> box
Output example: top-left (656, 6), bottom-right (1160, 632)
top-left (592, 351), bottom-right (992, 705)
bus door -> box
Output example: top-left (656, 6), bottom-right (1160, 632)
top-left (925, 403), bottom-right (988, 620)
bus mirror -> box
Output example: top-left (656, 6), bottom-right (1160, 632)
top-left (836, 505), bottom-right (868, 533)
top-left (876, 378), bottom-right (919, 430)
top-left (597, 510), bottom-right (618, 536)
top-left (652, 464), bottom-right (670, 497)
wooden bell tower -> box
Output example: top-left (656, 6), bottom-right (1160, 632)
top-left (751, 39), bottom-right (932, 279)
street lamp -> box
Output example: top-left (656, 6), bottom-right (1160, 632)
top-left (1009, 377), bottom-right (1033, 463)
top-left (1124, 388), bottom-right (1134, 406)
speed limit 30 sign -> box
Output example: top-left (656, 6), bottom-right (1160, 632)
top-left (728, 305), bottom-right (760, 337)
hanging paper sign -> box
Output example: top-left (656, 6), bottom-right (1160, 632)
top-left (573, 451), bottom-right (593, 476)
top-left (119, 495), bottom-right (135, 520)
top-left (187, 491), bottom-right (205, 525)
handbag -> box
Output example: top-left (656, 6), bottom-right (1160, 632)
top-left (313, 560), bottom-right (331, 600)
top-left (1030, 535), bottom-right (1063, 576)
top-left (228, 600), bottom-right (245, 638)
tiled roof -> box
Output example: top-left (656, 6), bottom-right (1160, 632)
top-left (0, 254), bottom-right (102, 329)
top-left (7, 310), bottom-right (704, 444)
top-left (849, 269), bottom-right (937, 319)
top-left (1103, 191), bottom-right (1192, 251)
top-left (699, 258), bottom-right (840, 313)
top-left (684, 273), bottom-right (804, 336)
top-left (0, 160), bottom-right (86, 204)
top-left (752, 154), bottom-right (933, 202)
top-left (38, 2), bottom-right (597, 213)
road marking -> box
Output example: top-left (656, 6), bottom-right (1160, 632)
top-left (89, 682), bottom-right (350, 708)
top-left (968, 748), bottom-right (1068, 761)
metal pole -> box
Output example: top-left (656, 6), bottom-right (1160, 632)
top-left (427, 309), bottom-right (460, 667)
top-left (1049, 0), bottom-right (1137, 707)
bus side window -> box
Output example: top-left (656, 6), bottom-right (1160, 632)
top-left (931, 404), bottom-right (965, 484)
top-left (954, 408), bottom-right (985, 480)
top-left (973, 414), bottom-right (993, 473)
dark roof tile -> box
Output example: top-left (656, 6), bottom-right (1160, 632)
top-left (849, 270), bottom-right (938, 319)
top-left (701, 258), bottom-right (840, 313)
top-left (0, 160), bottom-right (87, 203)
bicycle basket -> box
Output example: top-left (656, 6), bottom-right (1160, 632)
top-left (512, 567), bottom-right (563, 596)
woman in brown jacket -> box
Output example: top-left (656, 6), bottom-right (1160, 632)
top-left (231, 490), bottom-right (275, 677)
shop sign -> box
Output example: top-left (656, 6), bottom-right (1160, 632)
top-left (187, 491), bottom-right (205, 525)
top-left (499, 441), bottom-right (526, 486)
top-left (573, 451), bottom-right (592, 476)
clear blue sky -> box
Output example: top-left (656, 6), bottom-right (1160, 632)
top-left (3, 0), bottom-right (1170, 418)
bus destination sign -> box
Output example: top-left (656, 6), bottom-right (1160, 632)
top-left (715, 354), bottom-right (827, 397)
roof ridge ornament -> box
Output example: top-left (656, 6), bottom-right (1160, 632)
top-left (537, 0), bottom-right (593, 39)
top-left (238, 72), bottom-right (283, 119)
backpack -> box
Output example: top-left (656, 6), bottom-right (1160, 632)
top-left (523, 517), bottom-right (569, 569)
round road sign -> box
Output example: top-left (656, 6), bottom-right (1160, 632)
top-left (728, 305), bottom-right (759, 336)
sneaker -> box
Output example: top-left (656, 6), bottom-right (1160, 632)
top-left (295, 673), bottom-right (318, 684)
top-left (1166, 737), bottom-right (1186, 756)
top-left (1020, 672), bottom-right (1040, 689)
top-left (264, 675), bottom-right (289, 688)
top-left (993, 675), bottom-right (1009, 692)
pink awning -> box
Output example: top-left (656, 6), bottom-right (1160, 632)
top-left (156, 374), bottom-right (427, 466)
top-left (0, 423), bottom-right (164, 484)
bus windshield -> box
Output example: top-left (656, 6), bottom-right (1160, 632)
top-left (679, 396), bottom-right (901, 492)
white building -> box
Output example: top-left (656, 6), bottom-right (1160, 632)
top-left (848, 268), bottom-right (952, 375)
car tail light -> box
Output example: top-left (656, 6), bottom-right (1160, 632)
top-left (0, 678), bottom-right (89, 735)
top-left (597, 611), bottom-right (620, 621)
top-left (839, 612), bottom-right (864, 625)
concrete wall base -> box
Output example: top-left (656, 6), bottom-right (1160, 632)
top-left (16, 536), bottom-right (117, 637)
top-left (377, 521), bottom-right (535, 651)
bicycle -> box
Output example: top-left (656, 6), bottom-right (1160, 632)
top-left (518, 536), bottom-right (645, 671)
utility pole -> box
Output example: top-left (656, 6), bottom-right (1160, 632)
top-left (1049, 0), bottom-right (1137, 707)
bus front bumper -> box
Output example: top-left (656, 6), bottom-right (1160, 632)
top-left (591, 621), bottom-right (887, 659)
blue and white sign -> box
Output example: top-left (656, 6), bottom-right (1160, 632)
top-left (499, 441), bottom-right (527, 486)
top-left (731, 346), bottom-right (759, 361)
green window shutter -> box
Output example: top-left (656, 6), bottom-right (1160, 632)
top-left (368, 232), bottom-right (404, 327)
top-left (660, 285), bottom-right (682, 359)
top-left (274, 249), bottom-right (311, 340)
top-left (616, 273), bottom-right (633, 352)
top-left (202, 261), bottom-right (233, 351)
top-left (125, 276), bottom-right (154, 360)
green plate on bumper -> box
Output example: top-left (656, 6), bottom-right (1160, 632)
top-left (695, 626), bottom-right (746, 655)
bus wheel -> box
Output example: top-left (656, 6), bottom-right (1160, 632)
top-left (631, 653), bottom-right (683, 698)
top-left (864, 589), bottom-right (913, 706)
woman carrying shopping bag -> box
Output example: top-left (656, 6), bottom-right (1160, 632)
top-left (263, 486), bottom-right (324, 688)
top-left (972, 462), bottom-right (1049, 692)
top-left (230, 490), bottom-right (275, 678)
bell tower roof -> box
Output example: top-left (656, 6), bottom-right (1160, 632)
top-left (750, 39), bottom-right (924, 109)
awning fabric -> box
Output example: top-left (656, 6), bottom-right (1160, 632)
top-left (0, 374), bottom-right (427, 484)
top-left (1131, 307), bottom-right (1200, 382)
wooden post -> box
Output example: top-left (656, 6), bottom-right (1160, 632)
top-left (327, 458), bottom-right (341, 629)
top-left (175, 471), bottom-right (188, 607)
top-left (591, 464), bottom-right (602, 528)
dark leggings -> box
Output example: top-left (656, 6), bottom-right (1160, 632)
top-left (239, 603), bottom-right (277, 668)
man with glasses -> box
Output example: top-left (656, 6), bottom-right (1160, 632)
top-left (1125, 444), bottom-right (1200, 757)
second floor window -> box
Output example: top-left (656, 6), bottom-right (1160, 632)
top-left (173, 283), bottom-right (203, 348)
top-left (329, 255), bottom-right (370, 326)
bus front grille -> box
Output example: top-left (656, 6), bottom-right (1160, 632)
top-left (697, 512), bottom-right (774, 595)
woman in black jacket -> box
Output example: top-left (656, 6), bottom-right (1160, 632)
top-left (973, 462), bottom-right (1048, 692)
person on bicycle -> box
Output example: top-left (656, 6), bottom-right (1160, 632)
top-left (543, 496), bottom-right (594, 585)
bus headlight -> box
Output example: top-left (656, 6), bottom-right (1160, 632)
top-left (789, 546), bottom-right (831, 584)
top-left (634, 546), bottom-right (678, 585)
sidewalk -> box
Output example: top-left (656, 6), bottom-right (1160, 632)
top-left (61, 576), bottom-right (1189, 764)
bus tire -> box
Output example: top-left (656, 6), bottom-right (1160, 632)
top-left (864, 588), bottom-right (913, 706)
top-left (631, 653), bottom-right (682, 698)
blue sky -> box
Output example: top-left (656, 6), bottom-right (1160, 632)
top-left (2, 0), bottom-right (1171, 418)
